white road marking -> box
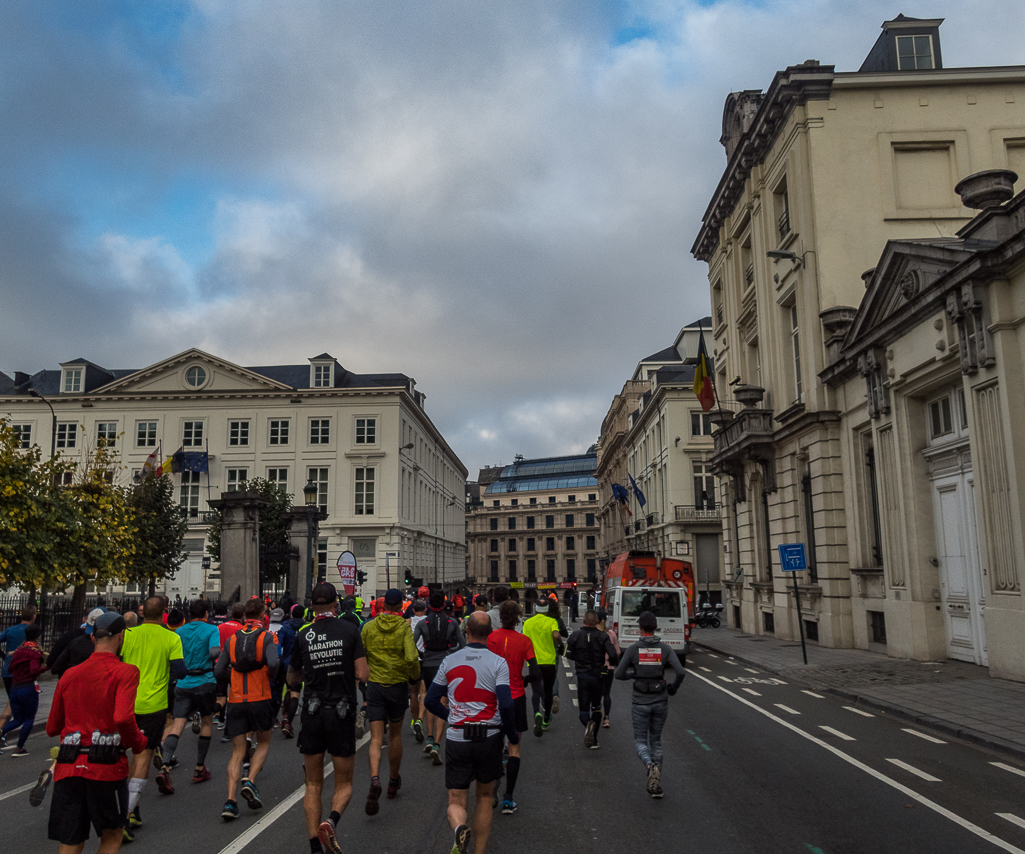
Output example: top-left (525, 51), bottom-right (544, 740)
top-left (886, 759), bottom-right (941, 782)
top-left (707, 653), bottom-right (719, 658)
top-left (774, 704), bottom-right (800, 715)
top-left (745, 668), bottom-right (759, 674)
top-left (699, 666), bottom-right (712, 672)
top-left (844, 706), bottom-right (875, 718)
top-left (992, 763), bottom-right (1025, 779)
top-left (688, 671), bottom-right (1025, 854)
top-left (802, 690), bottom-right (825, 699)
top-left (819, 726), bottom-right (856, 741)
top-left (0, 782), bottom-right (34, 802)
top-left (725, 660), bottom-right (738, 666)
top-left (572, 698), bottom-right (578, 707)
top-left (999, 814), bottom-right (1025, 831)
top-left (742, 688), bottom-right (761, 697)
top-left (717, 676), bottom-right (733, 683)
top-left (903, 728), bottom-right (947, 744)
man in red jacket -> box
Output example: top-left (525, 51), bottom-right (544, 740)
top-left (1, 623), bottom-right (48, 755)
top-left (46, 611), bottom-right (148, 853)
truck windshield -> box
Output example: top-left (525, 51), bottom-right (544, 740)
top-left (620, 590), bottom-right (681, 618)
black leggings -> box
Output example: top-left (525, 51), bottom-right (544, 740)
top-left (601, 671), bottom-right (614, 717)
top-left (530, 665), bottom-right (557, 719)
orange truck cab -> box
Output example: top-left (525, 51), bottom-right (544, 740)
top-left (600, 551), bottom-right (695, 656)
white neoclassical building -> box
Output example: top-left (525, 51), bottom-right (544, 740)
top-left (0, 349), bottom-right (467, 599)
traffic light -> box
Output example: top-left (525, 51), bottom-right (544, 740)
top-left (404, 568), bottom-right (413, 585)
top-left (356, 570), bottom-right (367, 584)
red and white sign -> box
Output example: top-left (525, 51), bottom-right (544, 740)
top-left (336, 551), bottom-right (357, 596)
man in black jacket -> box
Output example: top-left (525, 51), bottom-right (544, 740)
top-left (566, 611), bottom-right (619, 749)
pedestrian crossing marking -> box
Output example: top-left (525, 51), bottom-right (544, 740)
top-left (802, 690), bottom-right (825, 699)
top-left (819, 726), bottom-right (855, 741)
top-left (742, 688), bottom-right (761, 697)
top-left (902, 728), bottom-right (946, 744)
top-left (992, 762), bottom-right (1025, 779)
top-left (886, 758), bottom-right (941, 781)
top-left (998, 813), bottom-right (1025, 831)
top-left (844, 706), bottom-right (875, 717)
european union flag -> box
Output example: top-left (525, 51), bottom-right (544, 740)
top-left (174, 450), bottom-right (209, 473)
top-left (628, 474), bottom-right (646, 507)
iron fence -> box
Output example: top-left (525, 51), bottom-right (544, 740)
top-left (0, 594), bottom-right (145, 650)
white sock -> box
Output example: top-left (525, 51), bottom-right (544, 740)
top-left (127, 778), bottom-right (147, 812)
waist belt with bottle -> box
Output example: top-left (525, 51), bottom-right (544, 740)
top-left (451, 722), bottom-right (500, 741)
top-left (304, 695), bottom-right (356, 720)
top-left (56, 732), bottom-right (126, 765)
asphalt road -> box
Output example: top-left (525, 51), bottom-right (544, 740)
top-left (6, 647), bottom-right (1025, 853)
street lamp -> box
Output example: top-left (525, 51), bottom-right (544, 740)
top-left (303, 476), bottom-right (318, 604)
top-left (28, 389), bottom-right (56, 461)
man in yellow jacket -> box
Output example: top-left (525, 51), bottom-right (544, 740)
top-left (360, 588), bottom-right (420, 816)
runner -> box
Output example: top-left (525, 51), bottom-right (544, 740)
top-left (45, 612), bottom-right (148, 854)
top-left (486, 600), bottom-right (538, 814)
top-left (485, 587), bottom-right (509, 631)
top-left (155, 600), bottom-right (221, 792)
top-left (0, 604), bottom-right (37, 731)
top-left (0, 623), bottom-right (48, 755)
top-left (119, 597), bottom-right (185, 841)
top-left (413, 591), bottom-right (466, 764)
top-left (213, 597), bottom-right (280, 820)
top-left (287, 583), bottom-right (368, 854)
top-left (452, 592), bottom-right (465, 620)
top-left (566, 610), bottom-right (619, 749)
top-left (546, 595), bottom-right (569, 715)
top-left (359, 588), bottom-right (420, 816)
top-left (408, 598), bottom-right (428, 745)
top-left (598, 609), bottom-right (619, 728)
top-left (521, 599), bottom-right (561, 736)
top-left (462, 595), bottom-right (489, 636)
top-left (424, 611), bottom-right (518, 854)
top-left (278, 604), bottom-right (306, 739)
top-left (614, 610), bottom-right (686, 798)
top-left (215, 603), bottom-right (245, 732)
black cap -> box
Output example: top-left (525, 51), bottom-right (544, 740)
top-left (311, 582), bottom-right (337, 605)
top-left (93, 612), bottom-right (127, 638)
top-left (383, 588), bottom-right (404, 607)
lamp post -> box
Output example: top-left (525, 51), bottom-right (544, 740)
top-left (303, 476), bottom-right (318, 605)
top-left (28, 389), bottom-right (56, 461)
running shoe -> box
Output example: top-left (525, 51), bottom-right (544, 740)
top-left (430, 744), bottom-right (441, 766)
top-left (412, 719), bottom-right (424, 743)
top-left (318, 817), bottom-right (343, 854)
top-left (451, 824), bottom-right (471, 854)
top-left (122, 828), bottom-right (136, 844)
top-left (281, 720), bottom-right (294, 739)
top-left (151, 746), bottom-right (164, 771)
top-left (155, 769), bottom-right (174, 795)
top-left (28, 767), bottom-right (52, 807)
top-left (646, 762), bottom-right (661, 796)
top-left (552, 696), bottom-right (560, 714)
top-left (129, 807), bottom-right (142, 828)
top-left (424, 735), bottom-right (435, 755)
top-left (584, 720), bottom-right (597, 749)
top-left (191, 713), bottom-right (201, 734)
top-left (542, 715), bottom-right (551, 730)
top-left (355, 706), bottom-right (366, 740)
top-left (191, 765), bottom-right (211, 784)
top-left (602, 716), bottom-right (610, 728)
top-left (387, 775), bottom-right (402, 799)
top-left (501, 798), bottom-right (517, 815)
top-left (221, 800), bottom-right (240, 821)
top-left (11, 747), bottom-right (28, 757)
top-left (365, 777), bottom-right (382, 816)
top-left (216, 718), bottom-right (226, 730)
top-left (221, 735), bottom-right (231, 744)
top-left (240, 778), bottom-right (263, 809)
top-left (533, 713), bottom-right (543, 737)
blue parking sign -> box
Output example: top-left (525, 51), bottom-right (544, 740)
top-left (778, 543), bottom-right (807, 572)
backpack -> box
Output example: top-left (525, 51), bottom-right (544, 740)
top-left (424, 610), bottom-right (451, 652)
top-left (229, 628), bottom-right (266, 674)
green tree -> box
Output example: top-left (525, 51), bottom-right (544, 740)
top-left (206, 477), bottom-right (294, 582)
top-left (127, 471), bottom-right (188, 597)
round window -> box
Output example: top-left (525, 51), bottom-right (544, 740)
top-left (185, 366), bottom-right (207, 388)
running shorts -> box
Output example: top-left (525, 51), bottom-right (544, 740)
top-left (445, 732), bottom-right (504, 789)
top-left (297, 704), bottom-right (357, 758)
top-left (135, 710), bottom-right (167, 751)
top-left (225, 699), bottom-right (275, 739)
top-left (48, 777), bottom-right (129, 845)
top-left (365, 682), bottom-right (409, 723)
top-left (421, 665), bottom-right (441, 689)
top-left (172, 683), bottom-right (218, 720)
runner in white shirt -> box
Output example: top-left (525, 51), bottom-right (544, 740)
top-left (409, 599), bottom-right (428, 743)
top-left (424, 612), bottom-right (519, 854)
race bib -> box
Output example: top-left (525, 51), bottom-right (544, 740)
top-left (638, 649), bottom-right (663, 666)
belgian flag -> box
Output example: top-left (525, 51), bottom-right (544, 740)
top-left (693, 333), bottom-right (715, 412)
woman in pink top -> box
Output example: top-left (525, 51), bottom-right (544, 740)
top-left (599, 611), bottom-right (619, 728)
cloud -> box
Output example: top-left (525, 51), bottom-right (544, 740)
top-left (1, 0), bottom-right (1022, 476)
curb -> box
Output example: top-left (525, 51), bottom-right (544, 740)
top-left (691, 640), bottom-right (1025, 763)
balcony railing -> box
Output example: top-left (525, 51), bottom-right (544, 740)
top-left (185, 510), bottom-right (216, 526)
top-left (712, 409), bottom-right (775, 462)
top-left (777, 208), bottom-right (791, 242)
top-left (675, 506), bottom-right (723, 522)
top-left (744, 264), bottom-right (754, 287)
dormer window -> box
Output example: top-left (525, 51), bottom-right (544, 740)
top-left (310, 357), bottom-right (335, 388)
top-left (62, 367), bottom-right (83, 393)
top-left (896, 34), bottom-right (933, 70)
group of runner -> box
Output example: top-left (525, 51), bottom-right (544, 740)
top-left (3, 581), bottom-right (686, 854)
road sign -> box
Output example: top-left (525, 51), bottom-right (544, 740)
top-left (336, 550), bottom-right (357, 595)
top-left (778, 543), bottom-right (808, 572)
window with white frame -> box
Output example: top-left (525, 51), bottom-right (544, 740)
top-left (228, 420), bottom-right (250, 447)
top-left (310, 419), bottom-right (330, 445)
top-left (182, 420), bottom-right (204, 447)
top-left (56, 423), bottom-right (78, 449)
top-left (691, 412), bottom-right (713, 436)
top-left (62, 368), bottom-right (82, 393)
top-left (308, 467), bottom-right (329, 514)
top-left (269, 419), bottom-right (289, 445)
top-left (12, 424), bottom-right (32, 449)
top-left (180, 471), bottom-right (201, 518)
top-left (927, 387), bottom-right (968, 446)
top-left (355, 417), bottom-right (376, 444)
top-left (96, 422), bottom-right (117, 446)
top-left (267, 468), bottom-right (288, 491)
top-left (312, 364), bottom-right (332, 388)
top-left (136, 421), bottom-right (157, 447)
top-left (790, 304), bottom-right (803, 402)
top-left (896, 34), bottom-right (934, 70)
top-left (226, 468), bottom-right (248, 492)
top-left (355, 467), bottom-right (375, 515)
top-left (694, 462), bottom-right (716, 510)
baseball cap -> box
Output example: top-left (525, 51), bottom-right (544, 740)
top-left (383, 588), bottom-right (404, 607)
top-left (269, 607), bottom-right (284, 622)
top-left (86, 607), bottom-right (106, 626)
top-left (418, 586), bottom-right (430, 598)
top-left (93, 612), bottom-right (127, 638)
top-left (312, 582), bottom-right (337, 605)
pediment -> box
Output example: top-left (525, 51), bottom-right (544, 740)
top-left (93, 349), bottom-right (293, 396)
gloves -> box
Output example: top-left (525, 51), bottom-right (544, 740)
top-left (667, 684), bottom-right (678, 697)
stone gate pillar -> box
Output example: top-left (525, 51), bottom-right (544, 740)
top-left (209, 491), bottom-right (268, 601)
top-left (285, 506), bottom-right (328, 606)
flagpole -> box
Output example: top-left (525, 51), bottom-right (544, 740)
top-left (699, 326), bottom-right (732, 449)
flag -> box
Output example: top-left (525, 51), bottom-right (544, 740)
top-left (693, 332), bottom-right (715, 412)
top-left (174, 450), bottom-right (209, 473)
top-left (628, 474), bottom-right (646, 508)
top-left (141, 449), bottom-right (158, 477)
top-left (611, 483), bottom-right (633, 517)
top-left (156, 454), bottom-right (177, 477)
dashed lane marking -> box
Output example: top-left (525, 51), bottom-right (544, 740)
top-left (707, 653), bottom-right (719, 658)
top-left (572, 699), bottom-right (578, 707)
top-left (745, 668), bottom-right (759, 674)
top-left (999, 815), bottom-right (1025, 831)
top-left (0, 782), bottom-right (34, 802)
top-left (886, 758), bottom-right (941, 782)
top-left (725, 660), bottom-right (738, 666)
top-left (688, 670), bottom-right (1025, 854)
top-left (992, 763), bottom-right (1025, 779)
top-left (717, 676), bottom-right (733, 683)
top-left (742, 688), bottom-right (762, 697)
top-left (774, 704), bottom-right (800, 715)
top-left (802, 690), bottom-right (825, 699)
top-left (903, 728), bottom-right (947, 744)
top-left (819, 726), bottom-right (856, 741)
top-left (844, 706), bottom-right (875, 718)
top-left (699, 666), bottom-right (712, 672)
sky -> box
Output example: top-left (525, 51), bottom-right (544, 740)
top-left (2, 0), bottom-right (1022, 477)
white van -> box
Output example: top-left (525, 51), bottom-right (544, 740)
top-left (608, 585), bottom-right (690, 657)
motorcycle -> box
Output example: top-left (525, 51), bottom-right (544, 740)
top-left (694, 602), bottom-right (723, 628)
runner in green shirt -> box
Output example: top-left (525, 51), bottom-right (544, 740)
top-left (522, 600), bottom-right (562, 735)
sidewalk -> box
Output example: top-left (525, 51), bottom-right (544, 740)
top-left (690, 626), bottom-right (1025, 761)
